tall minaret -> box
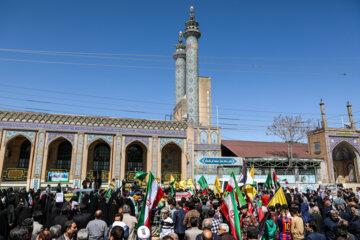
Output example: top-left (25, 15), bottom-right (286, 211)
top-left (184, 6), bottom-right (201, 124)
top-left (173, 31), bottom-right (186, 106)
top-left (347, 101), bottom-right (356, 129)
top-left (320, 99), bottom-right (328, 129)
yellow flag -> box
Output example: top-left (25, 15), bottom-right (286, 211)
top-left (170, 175), bottom-right (176, 185)
top-left (268, 187), bottom-right (287, 207)
top-left (244, 185), bottom-right (257, 200)
top-left (250, 165), bottom-right (254, 179)
top-left (179, 179), bottom-right (194, 189)
top-left (214, 176), bottom-right (222, 194)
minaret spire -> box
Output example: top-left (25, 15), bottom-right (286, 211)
top-left (320, 99), bottom-right (328, 129)
top-left (173, 31), bottom-right (186, 106)
top-left (184, 6), bottom-right (201, 124)
top-left (347, 101), bottom-right (356, 129)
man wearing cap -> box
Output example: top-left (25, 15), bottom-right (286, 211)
top-left (240, 205), bottom-right (258, 240)
top-left (349, 209), bottom-right (360, 240)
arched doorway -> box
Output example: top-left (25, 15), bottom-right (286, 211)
top-left (2, 136), bottom-right (31, 181)
top-left (332, 142), bottom-right (358, 183)
top-left (87, 140), bottom-right (111, 182)
top-left (125, 142), bottom-right (147, 178)
top-left (46, 138), bottom-right (72, 182)
top-left (161, 143), bottom-right (182, 182)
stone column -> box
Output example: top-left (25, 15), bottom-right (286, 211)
top-left (32, 131), bottom-right (46, 189)
top-left (173, 31), bottom-right (186, 106)
top-left (0, 129), bottom-right (5, 186)
top-left (80, 134), bottom-right (88, 180)
top-left (184, 6), bottom-right (201, 125)
top-left (120, 135), bottom-right (126, 180)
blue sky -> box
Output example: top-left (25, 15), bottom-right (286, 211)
top-left (0, 0), bottom-right (359, 142)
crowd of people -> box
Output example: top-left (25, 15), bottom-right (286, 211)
top-left (0, 180), bottom-right (360, 240)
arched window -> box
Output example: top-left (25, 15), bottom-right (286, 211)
top-left (127, 144), bottom-right (143, 171)
top-left (93, 143), bottom-right (110, 171)
top-left (56, 141), bottom-right (72, 170)
top-left (18, 140), bottom-right (31, 168)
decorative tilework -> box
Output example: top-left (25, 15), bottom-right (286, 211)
top-left (87, 134), bottom-right (113, 147)
top-left (124, 136), bottom-right (149, 149)
top-left (194, 144), bottom-right (221, 150)
top-left (329, 136), bottom-right (360, 153)
top-left (187, 140), bottom-right (192, 178)
top-left (47, 132), bottom-right (75, 146)
top-left (175, 58), bottom-right (186, 105)
top-left (152, 138), bottom-right (158, 176)
top-left (5, 130), bottom-right (36, 144)
top-left (34, 132), bottom-right (45, 176)
top-left (200, 150), bottom-right (208, 157)
top-left (209, 151), bottom-right (220, 157)
top-left (160, 138), bottom-right (184, 150)
top-left (211, 131), bottom-right (218, 144)
top-left (114, 136), bottom-right (121, 178)
top-left (0, 129), bottom-right (2, 146)
top-left (185, 35), bottom-right (199, 124)
top-left (0, 121), bottom-right (187, 138)
top-left (74, 134), bottom-right (84, 177)
top-left (200, 131), bottom-right (208, 144)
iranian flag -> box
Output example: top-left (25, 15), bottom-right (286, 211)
top-left (136, 172), bottom-right (164, 229)
top-left (226, 172), bottom-right (247, 207)
top-left (220, 190), bottom-right (242, 240)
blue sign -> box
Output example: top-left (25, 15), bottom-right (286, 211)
top-left (199, 157), bottom-right (243, 166)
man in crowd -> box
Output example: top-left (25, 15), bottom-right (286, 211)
top-left (86, 210), bottom-right (107, 240)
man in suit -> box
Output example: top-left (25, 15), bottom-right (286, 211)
top-left (57, 220), bottom-right (78, 240)
top-left (185, 217), bottom-right (202, 240)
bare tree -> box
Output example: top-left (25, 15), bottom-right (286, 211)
top-left (266, 114), bottom-right (314, 167)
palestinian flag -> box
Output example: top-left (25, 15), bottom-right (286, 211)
top-left (273, 171), bottom-right (281, 188)
top-left (137, 172), bottom-right (164, 229)
top-left (220, 190), bottom-right (242, 240)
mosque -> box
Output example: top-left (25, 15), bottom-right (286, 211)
top-left (0, 7), bottom-right (221, 190)
top-left (0, 7), bottom-right (359, 190)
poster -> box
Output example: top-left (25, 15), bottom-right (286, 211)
top-left (48, 172), bottom-right (69, 182)
top-left (56, 193), bottom-right (64, 203)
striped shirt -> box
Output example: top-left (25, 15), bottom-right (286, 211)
top-left (277, 217), bottom-right (292, 240)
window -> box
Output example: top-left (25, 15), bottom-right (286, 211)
top-left (127, 144), bottom-right (143, 171)
top-left (314, 142), bottom-right (321, 153)
top-left (211, 131), bottom-right (218, 144)
top-left (200, 131), bottom-right (208, 144)
top-left (56, 141), bottom-right (72, 170)
top-left (93, 143), bottom-right (110, 171)
top-left (18, 140), bottom-right (31, 168)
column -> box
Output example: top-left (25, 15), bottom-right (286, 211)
top-left (173, 31), bottom-right (186, 106)
top-left (184, 6), bottom-right (201, 125)
top-left (152, 137), bottom-right (158, 177)
top-left (120, 135), bottom-right (126, 180)
top-left (114, 134), bottom-right (122, 180)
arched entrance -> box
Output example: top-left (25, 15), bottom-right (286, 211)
top-left (161, 143), bottom-right (182, 182)
top-left (332, 142), bottom-right (359, 183)
top-left (87, 140), bottom-right (111, 182)
top-left (2, 136), bottom-right (31, 181)
top-left (125, 142), bottom-right (147, 178)
top-left (46, 138), bottom-right (72, 182)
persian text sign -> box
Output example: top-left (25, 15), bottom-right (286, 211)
top-left (199, 157), bottom-right (243, 166)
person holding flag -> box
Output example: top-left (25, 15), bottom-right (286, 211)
top-left (220, 189), bottom-right (242, 240)
top-left (197, 176), bottom-right (208, 195)
top-left (214, 176), bottom-right (222, 196)
top-left (136, 171), bottom-right (164, 229)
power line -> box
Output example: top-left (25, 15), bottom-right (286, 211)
top-left (0, 57), bottom-right (355, 77)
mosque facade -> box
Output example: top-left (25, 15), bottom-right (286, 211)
top-left (0, 7), bottom-right (221, 189)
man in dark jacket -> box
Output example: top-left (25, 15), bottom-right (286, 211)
top-left (73, 203), bottom-right (92, 230)
top-left (173, 202), bottom-right (187, 240)
top-left (305, 223), bottom-right (325, 240)
top-left (323, 210), bottom-right (346, 240)
top-left (349, 209), bottom-right (360, 240)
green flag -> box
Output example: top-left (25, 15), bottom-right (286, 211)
top-left (265, 172), bottom-right (273, 189)
top-left (134, 171), bottom-right (147, 182)
top-left (197, 176), bottom-right (208, 190)
top-left (105, 188), bottom-right (112, 199)
top-left (231, 172), bottom-right (247, 207)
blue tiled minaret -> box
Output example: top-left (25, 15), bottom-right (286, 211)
top-left (184, 6), bottom-right (201, 125)
top-left (173, 31), bottom-right (186, 106)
